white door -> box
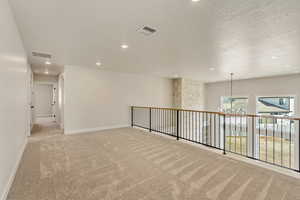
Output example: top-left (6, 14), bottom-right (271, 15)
top-left (34, 84), bottom-right (54, 122)
top-left (27, 68), bottom-right (34, 135)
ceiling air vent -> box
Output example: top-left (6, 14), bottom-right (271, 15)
top-left (138, 26), bottom-right (157, 36)
top-left (32, 52), bottom-right (52, 59)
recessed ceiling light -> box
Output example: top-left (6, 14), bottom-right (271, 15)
top-left (209, 67), bottom-right (215, 71)
top-left (271, 56), bottom-right (278, 59)
top-left (96, 62), bottom-right (102, 66)
top-left (121, 44), bottom-right (129, 49)
top-left (192, 0), bottom-right (200, 2)
top-left (45, 71), bottom-right (49, 74)
top-left (45, 61), bottom-right (51, 65)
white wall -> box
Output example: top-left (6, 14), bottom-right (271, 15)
top-left (205, 74), bottom-right (300, 117)
top-left (64, 66), bottom-right (173, 134)
top-left (0, 0), bottom-right (29, 199)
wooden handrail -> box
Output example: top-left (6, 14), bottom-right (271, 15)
top-left (131, 106), bottom-right (300, 121)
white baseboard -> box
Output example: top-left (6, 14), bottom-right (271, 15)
top-left (65, 124), bottom-right (130, 135)
top-left (1, 138), bottom-right (27, 200)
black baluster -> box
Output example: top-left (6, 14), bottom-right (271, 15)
top-left (131, 106), bottom-right (134, 127)
top-left (176, 110), bottom-right (179, 140)
top-left (149, 108), bottom-right (152, 132)
top-left (223, 114), bottom-right (226, 155)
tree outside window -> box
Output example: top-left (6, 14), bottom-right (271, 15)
top-left (220, 97), bottom-right (248, 114)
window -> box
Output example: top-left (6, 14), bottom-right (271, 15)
top-left (220, 97), bottom-right (248, 114)
top-left (256, 96), bottom-right (295, 116)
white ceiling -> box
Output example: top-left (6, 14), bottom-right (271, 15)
top-left (9, 0), bottom-right (300, 82)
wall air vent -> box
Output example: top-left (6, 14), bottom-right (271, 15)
top-left (32, 52), bottom-right (52, 59)
top-left (138, 26), bottom-right (157, 36)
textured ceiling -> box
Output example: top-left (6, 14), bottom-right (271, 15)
top-left (9, 0), bottom-right (300, 81)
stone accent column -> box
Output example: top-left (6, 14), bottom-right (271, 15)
top-left (172, 78), bottom-right (205, 110)
top-left (173, 78), bottom-right (182, 108)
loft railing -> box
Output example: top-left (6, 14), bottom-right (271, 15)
top-left (131, 106), bottom-right (300, 172)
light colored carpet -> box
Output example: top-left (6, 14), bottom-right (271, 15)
top-left (31, 122), bottom-right (63, 138)
top-left (7, 127), bottom-right (300, 200)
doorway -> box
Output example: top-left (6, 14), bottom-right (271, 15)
top-left (31, 74), bottom-right (63, 138)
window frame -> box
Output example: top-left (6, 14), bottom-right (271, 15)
top-left (220, 96), bottom-right (249, 114)
top-left (255, 95), bottom-right (297, 117)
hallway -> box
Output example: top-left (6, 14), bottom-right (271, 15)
top-left (31, 122), bottom-right (63, 139)
top-left (7, 128), bottom-right (300, 200)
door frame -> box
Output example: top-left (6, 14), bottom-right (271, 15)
top-left (27, 67), bottom-right (34, 136)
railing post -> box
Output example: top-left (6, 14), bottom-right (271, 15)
top-left (252, 116), bottom-right (255, 158)
top-left (149, 108), bottom-right (152, 132)
top-left (298, 120), bottom-right (300, 173)
top-left (131, 106), bottom-right (134, 127)
top-left (176, 110), bottom-right (179, 140)
top-left (223, 114), bottom-right (226, 155)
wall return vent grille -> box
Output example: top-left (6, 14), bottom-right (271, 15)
top-left (138, 26), bottom-right (157, 36)
top-left (32, 52), bottom-right (52, 59)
